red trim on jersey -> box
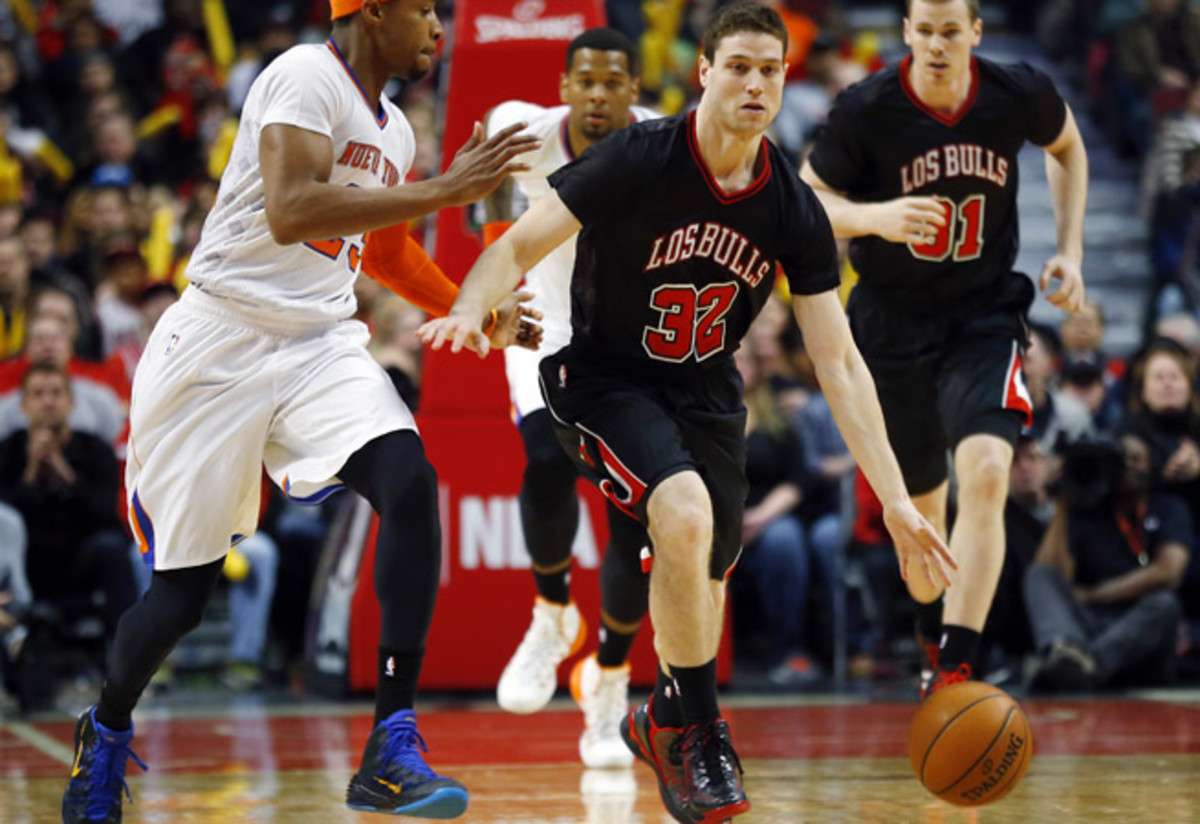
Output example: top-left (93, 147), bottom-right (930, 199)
top-left (899, 54), bottom-right (979, 127)
top-left (686, 110), bottom-right (771, 204)
top-left (325, 39), bottom-right (389, 129)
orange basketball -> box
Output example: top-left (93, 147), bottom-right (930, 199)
top-left (909, 682), bottom-right (1033, 807)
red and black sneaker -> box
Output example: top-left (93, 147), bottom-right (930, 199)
top-left (680, 718), bottom-right (750, 822)
top-left (620, 700), bottom-right (695, 823)
top-left (923, 662), bottom-right (973, 700)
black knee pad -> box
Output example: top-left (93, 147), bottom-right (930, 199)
top-left (519, 410), bottom-right (578, 504)
top-left (601, 506), bottom-right (650, 626)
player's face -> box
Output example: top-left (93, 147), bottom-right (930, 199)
top-left (903, 0), bottom-right (982, 86)
top-left (698, 32), bottom-right (786, 137)
top-left (560, 49), bottom-right (640, 143)
top-left (381, 0), bottom-right (443, 81)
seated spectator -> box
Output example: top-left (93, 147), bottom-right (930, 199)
top-left (1155, 310), bottom-right (1200, 381)
top-left (94, 237), bottom-right (148, 358)
top-left (0, 362), bottom-right (136, 652)
top-left (732, 345), bottom-right (819, 686)
top-left (220, 532), bottom-right (279, 691)
top-left (1024, 433), bottom-right (1189, 691)
top-left (109, 280), bottom-right (177, 385)
top-left (0, 314), bottom-right (125, 443)
top-left (1060, 356), bottom-right (1123, 433)
top-left (1025, 325), bottom-right (1095, 455)
top-left (1111, 0), bottom-right (1200, 156)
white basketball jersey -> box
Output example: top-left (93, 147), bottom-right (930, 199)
top-left (487, 101), bottom-right (656, 352)
top-left (185, 41), bottom-right (416, 329)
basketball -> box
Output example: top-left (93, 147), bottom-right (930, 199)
top-left (909, 682), bottom-right (1033, 806)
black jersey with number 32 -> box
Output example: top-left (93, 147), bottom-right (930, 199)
top-left (808, 55), bottom-right (1066, 312)
top-left (548, 111), bottom-right (839, 382)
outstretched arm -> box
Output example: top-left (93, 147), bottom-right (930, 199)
top-left (792, 290), bottom-right (956, 588)
top-left (1039, 104), bottom-right (1088, 313)
top-left (259, 121), bottom-right (539, 245)
top-left (800, 161), bottom-right (947, 244)
top-left (418, 191), bottom-right (581, 356)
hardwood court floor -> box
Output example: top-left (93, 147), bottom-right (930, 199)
top-left (3, 692), bottom-right (1199, 823)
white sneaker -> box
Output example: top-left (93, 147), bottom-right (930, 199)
top-left (580, 767), bottom-right (636, 824)
top-left (497, 598), bottom-right (586, 714)
top-left (570, 653), bottom-right (634, 769)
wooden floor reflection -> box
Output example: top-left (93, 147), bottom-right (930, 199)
top-left (4, 694), bottom-right (1199, 823)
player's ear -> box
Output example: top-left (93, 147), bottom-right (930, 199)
top-left (629, 77), bottom-right (641, 99)
top-left (698, 55), bottom-right (711, 89)
top-left (971, 17), bottom-right (983, 47)
top-left (559, 72), bottom-right (569, 104)
top-left (902, 16), bottom-right (912, 48)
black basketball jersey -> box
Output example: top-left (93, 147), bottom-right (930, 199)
top-left (548, 111), bottom-right (839, 382)
top-left (808, 55), bottom-right (1067, 312)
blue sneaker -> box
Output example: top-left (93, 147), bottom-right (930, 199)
top-left (61, 706), bottom-right (148, 823)
top-left (345, 709), bottom-right (469, 818)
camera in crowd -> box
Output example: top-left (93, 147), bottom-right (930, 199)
top-left (1052, 434), bottom-right (1126, 510)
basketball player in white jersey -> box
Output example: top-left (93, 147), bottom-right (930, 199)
top-left (483, 28), bottom-right (657, 770)
top-left (61, 1), bottom-right (539, 820)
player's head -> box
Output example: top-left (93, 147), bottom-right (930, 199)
top-left (904, 0), bottom-right (983, 84)
top-left (697, 4), bottom-right (788, 136)
top-left (332, 0), bottom-right (443, 82)
top-left (560, 28), bottom-right (641, 144)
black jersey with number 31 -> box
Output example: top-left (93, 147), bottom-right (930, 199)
top-left (808, 55), bottom-right (1067, 312)
top-left (548, 111), bottom-right (839, 382)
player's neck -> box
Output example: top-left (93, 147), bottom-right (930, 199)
top-left (565, 122), bottom-right (596, 158)
top-left (693, 106), bottom-right (763, 192)
top-left (906, 60), bottom-right (973, 116)
top-left (330, 28), bottom-right (388, 106)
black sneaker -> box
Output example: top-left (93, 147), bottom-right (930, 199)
top-left (61, 706), bottom-right (147, 824)
top-left (619, 700), bottom-right (695, 823)
top-left (345, 709), bottom-right (469, 818)
top-left (680, 718), bottom-right (750, 821)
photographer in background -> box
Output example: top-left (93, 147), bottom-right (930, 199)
top-left (1023, 433), bottom-right (1190, 691)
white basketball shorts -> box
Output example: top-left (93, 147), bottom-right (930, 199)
top-left (126, 290), bottom-right (415, 570)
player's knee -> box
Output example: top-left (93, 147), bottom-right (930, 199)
top-left (521, 439), bottom-right (576, 503)
top-left (648, 478), bottom-right (712, 562)
top-left (346, 430), bottom-right (437, 515)
top-left (957, 453), bottom-right (1010, 504)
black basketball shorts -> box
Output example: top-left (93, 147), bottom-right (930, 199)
top-left (538, 349), bottom-right (748, 581)
top-left (847, 276), bottom-right (1034, 496)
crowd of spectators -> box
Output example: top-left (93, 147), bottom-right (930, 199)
top-left (1, 0), bottom-right (1199, 710)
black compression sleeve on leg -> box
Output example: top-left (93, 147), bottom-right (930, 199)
top-left (339, 431), bottom-right (441, 656)
top-left (518, 411), bottom-right (581, 595)
top-left (597, 505), bottom-right (649, 666)
top-left (97, 558), bottom-right (225, 731)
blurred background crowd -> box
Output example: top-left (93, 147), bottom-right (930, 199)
top-left (0, 0), bottom-right (1198, 715)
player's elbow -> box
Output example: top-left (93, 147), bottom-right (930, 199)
top-left (264, 202), bottom-right (303, 246)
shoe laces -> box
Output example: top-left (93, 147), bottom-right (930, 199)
top-left (512, 609), bottom-right (568, 678)
top-left (585, 668), bottom-right (630, 736)
top-left (933, 663), bottom-right (972, 691)
top-left (86, 734), bottom-right (147, 819)
top-left (377, 712), bottom-right (437, 782)
top-left (685, 721), bottom-right (743, 787)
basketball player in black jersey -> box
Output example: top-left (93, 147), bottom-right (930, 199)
top-left (800, 0), bottom-right (1088, 698)
top-left (421, 5), bottom-right (954, 821)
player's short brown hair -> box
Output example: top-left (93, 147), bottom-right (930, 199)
top-left (906, 0), bottom-right (981, 21)
top-left (702, 3), bottom-right (788, 62)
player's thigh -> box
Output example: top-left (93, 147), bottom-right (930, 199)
top-left (266, 322), bottom-right (415, 503)
top-left (127, 306), bottom-right (274, 570)
top-left (938, 334), bottom-right (1027, 452)
top-left (539, 354), bottom-right (692, 526)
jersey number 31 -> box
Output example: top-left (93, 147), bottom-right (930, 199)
top-left (908, 195), bottom-right (985, 263)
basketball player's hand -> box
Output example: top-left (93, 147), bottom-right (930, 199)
top-left (418, 310), bottom-right (500, 359)
top-left (883, 500), bottom-right (956, 590)
top-left (1040, 254), bottom-right (1085, 313)
top-left (490, 291), bottom-right (544, 352)
top-left (441, 122), bottom-right (542, 206)
top-left (872, 197), bottom-right (948, 245)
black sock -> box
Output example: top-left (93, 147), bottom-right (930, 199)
top-left (938, 625), bottom-right (981, 673)
top-left (375, 648), bottom-right (422, 726)
top-left (914, 596), bottom-right (944, 643)
top-left (596, 621), bottom-right (637, 668)
top-left (533, 563), bottom-right (571, 605)
top-left (650, 667), bottom-right (684, 728)
top-left (672, 660), bottom-right (720, 727)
